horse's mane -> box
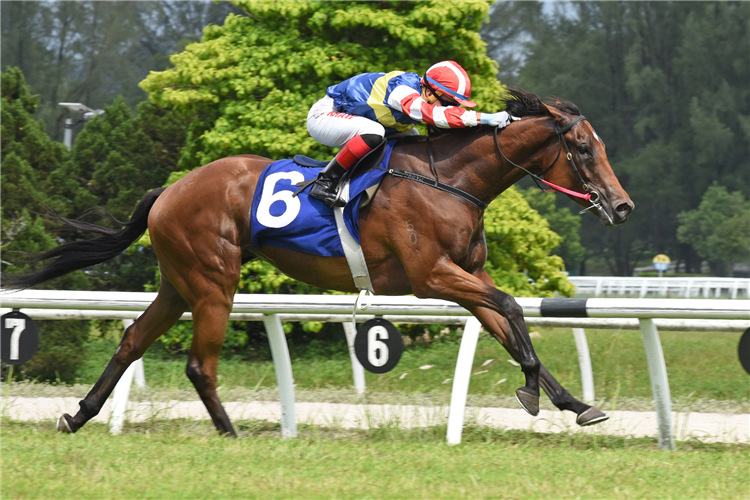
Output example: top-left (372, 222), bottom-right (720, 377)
top-left (394, 87), bottom-right (580, 143)
top-left (503, 87), bottom-right (580, 118)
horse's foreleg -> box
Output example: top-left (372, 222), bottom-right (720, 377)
top-left (467, 304), bottom-right (541, 415)
top-left (57, 278), bottom-right (188, 433)
top-left (473, 271), bottom-right (609, 425)
top-left (413, 261), bottom-right (541, 414)
top-left (185, 298), bottom-right (237, 437)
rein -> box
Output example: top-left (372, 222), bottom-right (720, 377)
top-left (385, 115), bottom-right (602, 214)
top-left (493, 116), bottom-right (608, 219)
top-left (493, 115), bottom-right (591, 200)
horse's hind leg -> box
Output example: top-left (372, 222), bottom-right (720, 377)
top-left (183, 298), bottom-right (237, 437)
top-left (57, 277), bottom-right (188, 433)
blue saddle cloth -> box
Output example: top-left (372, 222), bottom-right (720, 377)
top-left (250, 142), bottom-right (395, 257)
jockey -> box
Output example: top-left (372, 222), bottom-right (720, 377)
top-left (306, 60), bottom-right (513, 207)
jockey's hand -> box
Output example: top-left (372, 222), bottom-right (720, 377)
top-left (479, 111), bottom-right (513, 128)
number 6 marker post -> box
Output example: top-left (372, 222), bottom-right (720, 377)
top-left (353, 318), bottom-right (404, 374)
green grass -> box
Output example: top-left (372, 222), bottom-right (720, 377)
top-left (76, 327), bottom-right (748, 406)
top-left (2, 419), bottom-right (747, 499)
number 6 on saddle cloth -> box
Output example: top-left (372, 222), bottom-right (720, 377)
top-left (250, 141), bottom-right (393, 261)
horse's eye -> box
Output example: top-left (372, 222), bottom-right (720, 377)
top-left (577, 144), bottom-right (590, 156)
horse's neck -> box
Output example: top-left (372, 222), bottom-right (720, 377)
top-left (432, 118), bottom-right (554, 204)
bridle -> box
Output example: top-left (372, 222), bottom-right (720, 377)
top-left (386, 115), bottom-right (609, 221)
top-left (493, 115), bottom-right (608, 218)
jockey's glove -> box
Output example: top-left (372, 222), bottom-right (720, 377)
top-left (479, 111), bottom-right (513, 128)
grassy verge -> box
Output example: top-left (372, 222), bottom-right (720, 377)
top-left (2, 419), bottom-right (747, 499)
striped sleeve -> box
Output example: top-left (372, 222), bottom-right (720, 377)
top-left (387, 85), bottom-right (478, 128)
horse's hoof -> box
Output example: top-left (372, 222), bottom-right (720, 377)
top-left (515, 388), bottom-right (539, 416)
top-left (576, 407), bottom-right (609, 426)
top-left (56, 414), bottom-right (74, 433)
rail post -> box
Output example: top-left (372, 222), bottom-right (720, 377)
top-left (342, 322), bottom-right (366, 394)
top-left (638, 318), bottom-right (674, 450)
top-left (109, 318), bottom-right (144, 434)
top-left (263, 314), bottom-right (297, 438)
top-left (446, 317), bottom-right (482, 445)
top-left (571, 328), bottom-right (595, 403)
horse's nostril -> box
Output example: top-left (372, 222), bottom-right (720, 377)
top-left (616, 202), bottom-right (633, 216)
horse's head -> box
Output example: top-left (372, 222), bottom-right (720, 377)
top-left (504, 89), bottom-right (634, 226)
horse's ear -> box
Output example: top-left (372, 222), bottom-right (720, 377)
top-left (545, 104), bottom-right (566, 123)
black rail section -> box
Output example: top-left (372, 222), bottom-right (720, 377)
top-left (540, 298), bottom-right (589, 317)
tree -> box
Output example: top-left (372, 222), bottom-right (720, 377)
top-left (0, 1), bottom-right (240, 142)
top-left (484, 187), bottom-right (575, 297)
top-left (1, 68), bottom-right (91, 382)
top-left (519, 187), bottom-right (585, 274)
top-left (139, 0), bottom-right (576, 298)
top-left (677, 184), bottom-right (750, 276)
top-left (47, 97), bottom-right (165, 221)
top-left (484, 2), bottom-right (750, 275)
top-left (42, 96), bottom-right (188, 291)
top-left (479, 1), bottom-right (542, 84)
top-left (1, 67), bottom-right (67, 273)
top-left (141, 0), bottom-right (507, 171)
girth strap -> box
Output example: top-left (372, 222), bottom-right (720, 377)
top-left (387, 168), bottom-right (488, 211)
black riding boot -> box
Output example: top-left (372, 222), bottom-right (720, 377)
top-left (309, 158), bottom-right (347, 208)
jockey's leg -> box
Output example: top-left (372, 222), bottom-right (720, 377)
top-left (306, 96), bottom-right (385, 207)
top-left (309, 134), bottom-right (383, 207)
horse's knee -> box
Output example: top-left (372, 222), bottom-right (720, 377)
top-left (496, 293), bottom-right (524, 322)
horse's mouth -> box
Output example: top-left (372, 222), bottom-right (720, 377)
top-left (584, 191), bottom-right (633, 226)
top-left (598, 198), bottom-right (633, 226)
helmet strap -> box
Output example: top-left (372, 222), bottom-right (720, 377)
top-left (423, 79), bottom-right (458, 107)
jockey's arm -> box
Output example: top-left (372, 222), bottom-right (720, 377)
top-left (387, 85), bottom-right (483, 129)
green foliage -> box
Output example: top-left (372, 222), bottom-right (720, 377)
top-left (0, 67), bottom-right (65, 220)
top-left (46, 97), bottom-right (164, 222)
top-left (158, 322), bottom-right (249, 354)
top-left (499, 2), bottom-right (750, 275)
top-left (677, 183), bottom-right (750, 276)
top-left (141, 0), bottom-right (505, 171)
top-left (520, 187), bottom-right (585, 273)
top-left (22, 320), bottom-right (90, 383)
top-left (484, 187), bottom-right (575, 297)
top-left (41, 96), bottom-right (189, 291)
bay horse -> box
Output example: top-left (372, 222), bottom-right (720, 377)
top-left (8, 88), bottom-right (633, 436)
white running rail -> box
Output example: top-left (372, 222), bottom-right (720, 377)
top-left (2, 290), bottom-right (749, 450)
top-left (568, 276), bottom-right (750, 299)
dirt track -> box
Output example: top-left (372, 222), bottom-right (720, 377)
top-left (3, 396), bottom-right (747, 443)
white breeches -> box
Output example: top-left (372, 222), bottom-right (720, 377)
top-left (307, 96), bottom-right (385, 148)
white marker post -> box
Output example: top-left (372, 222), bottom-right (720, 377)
top-left (342, 322), bottom-right (366, 394)
top-left (263, 314), bottom-right (297, 439)
top-left (638, 318), bottom-right (674, 450)
top-left (109, 318), bottom-right (144, 434)
top-left (571, 328), bottom-right (595, 403)
top-left (446, 317), bottom-right (482, 445)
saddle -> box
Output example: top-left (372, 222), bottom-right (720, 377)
top-left (292, 138), bottom-right (388, 208)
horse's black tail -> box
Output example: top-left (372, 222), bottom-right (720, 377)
top-left (3, 187), bottom-right (167, 290)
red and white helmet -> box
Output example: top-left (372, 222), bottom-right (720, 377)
top-left (422, 61), bottom-right (476, 108)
